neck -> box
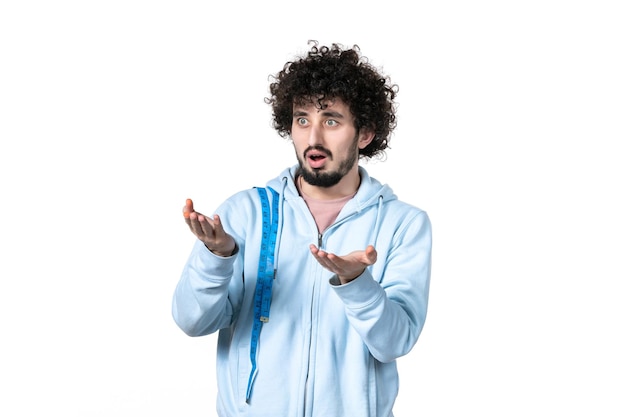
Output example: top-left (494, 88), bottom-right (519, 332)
top-left (298, 167), bottom-right (361, 200)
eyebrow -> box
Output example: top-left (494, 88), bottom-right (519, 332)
top-left (293, 110), bottom-right (346, 119)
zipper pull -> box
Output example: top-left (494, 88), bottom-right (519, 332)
top-left (318, 232), bottom-right (323, 248)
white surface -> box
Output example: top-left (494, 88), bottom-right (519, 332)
top-left (1, 1), bottom-right (624, 415)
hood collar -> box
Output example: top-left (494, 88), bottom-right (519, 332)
top-left (267, 165), bottom-right (397, 210)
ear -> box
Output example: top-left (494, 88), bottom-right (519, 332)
top-left (357, 128), bottom-right (376, 150)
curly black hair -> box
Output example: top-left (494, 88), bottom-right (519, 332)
top-left (265, 41), bottom-right (398, 159)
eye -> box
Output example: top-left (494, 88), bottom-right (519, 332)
top-left (296, 117), bottom-right (308, 126)
top-left (326, 119), bottom-right (338, 127)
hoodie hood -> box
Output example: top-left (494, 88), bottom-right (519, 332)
top-left (266, 165), bottom-right (398, 212)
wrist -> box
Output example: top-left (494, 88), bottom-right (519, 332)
top-left (205, 242), bottom-right (236, 257)
top-left (337, 268), bottom-right (365, 285)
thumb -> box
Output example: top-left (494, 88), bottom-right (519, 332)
top-left (365, 245), bottom-right (377, 264)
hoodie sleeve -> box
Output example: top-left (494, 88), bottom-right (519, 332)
top-left (330, 210), bottom-right (432, 362)
top-left (171, 239), bottom-right (242, 336)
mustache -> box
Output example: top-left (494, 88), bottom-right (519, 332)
top-left (303, 145), bottom-right (333, 159)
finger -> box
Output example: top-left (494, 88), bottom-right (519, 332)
top-left (364, 245), bottom-right (378, 265)
top-left (363, 245), bottom-right (378, 265)
top-left (312, 249), bottom-right (341, 273)
top-left (324, 253), bottom-right (348, 273)
top-left (183, 198), bottom-right (194, 219)
top-left (309, 245), bottom-right (329, 266)
top-left (211, 214), bottom-right (227, 238)
top-left (188, 211), bottom-right (213, 239)
top-left (197, 214), bottom-right (216, 238)
top-left (187, 212), bottom-right (205, 237)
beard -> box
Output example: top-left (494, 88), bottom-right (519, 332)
top-left (296, 137), bottom-right (359, 188)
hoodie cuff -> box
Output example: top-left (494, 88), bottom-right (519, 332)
top-left (328, 269), bottom-right (385, 309)
top-left (190, 240), bottom-right (238, 280)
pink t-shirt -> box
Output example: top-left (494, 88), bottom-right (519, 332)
top-left (300, 190), bottom-right (355, 233)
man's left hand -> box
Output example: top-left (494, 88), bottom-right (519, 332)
top-left (309, 244), bottom-right (378, 284)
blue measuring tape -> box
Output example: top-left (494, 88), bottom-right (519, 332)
top-left (246, 186), bottom-right (279, 402)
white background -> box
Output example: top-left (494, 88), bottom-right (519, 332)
top-left (1, 1), bottom-right (625, 416)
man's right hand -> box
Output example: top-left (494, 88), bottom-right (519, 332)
top-left (183, 198), bottom-right (236, 257)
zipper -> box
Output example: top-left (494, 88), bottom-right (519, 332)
top-left (303, 232), bottom-right (320, 417)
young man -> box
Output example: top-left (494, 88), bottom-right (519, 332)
top-left (172, 42), bottom-right (432, 417)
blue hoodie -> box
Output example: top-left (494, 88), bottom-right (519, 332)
top-left (172, 165), bottom-right (432, 417)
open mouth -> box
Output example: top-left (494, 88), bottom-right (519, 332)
top-left (307, 151), bottom-right (328, 168)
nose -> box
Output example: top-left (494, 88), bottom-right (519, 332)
top-left (307, 123), bottom-right (324, 147)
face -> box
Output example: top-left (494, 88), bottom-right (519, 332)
top-left (291, 98), bottom-right (373, 187)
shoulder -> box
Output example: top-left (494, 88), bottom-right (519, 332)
top-left (383, 199), bottom-right (430, 228)
top-left (219, 187), bottom-right (264, 210)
